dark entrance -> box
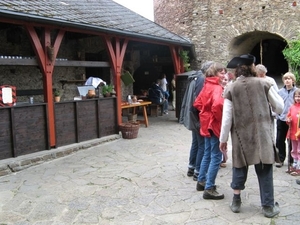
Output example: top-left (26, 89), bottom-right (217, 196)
top-left (228, 31), bottom-right (289, 87)
top-left (251, 39), bottom-right (288, 83)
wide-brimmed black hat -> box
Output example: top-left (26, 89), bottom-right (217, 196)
top-left (227, 54), bottom-right (256, 68)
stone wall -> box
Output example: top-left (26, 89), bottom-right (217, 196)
top-left (154, 0), bottom-right (300, 69)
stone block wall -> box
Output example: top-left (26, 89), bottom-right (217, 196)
top-left (154, 0), bottom-right (300, 69)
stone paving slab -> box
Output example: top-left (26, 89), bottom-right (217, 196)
top-left (0, 111), bottom-right (300, 224)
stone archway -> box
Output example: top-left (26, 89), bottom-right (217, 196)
top-left (228, 31), bottom-right (289, 82)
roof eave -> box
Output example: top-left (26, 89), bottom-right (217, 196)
top-left (0, 10), bottom-right (193, 47)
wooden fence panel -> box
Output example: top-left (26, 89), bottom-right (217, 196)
top-left (55, 102), bottom-right (77, 146)
top-left (77, 100), bottom-right (98, 142)
top-left (13, 105), bottom-right (49, 156)
top-left (0, 109), bottom-right (13, 159)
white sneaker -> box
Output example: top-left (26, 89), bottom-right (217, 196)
top-left (296, 161), bottom-right (300, 170)
top-left (292, 161), bottom-right (298, 169)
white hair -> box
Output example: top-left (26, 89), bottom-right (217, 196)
top-left (255, 64), bottom-right (268, 74)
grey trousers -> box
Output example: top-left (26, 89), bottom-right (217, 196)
top-left (231, 163), bottom-right (274, 207)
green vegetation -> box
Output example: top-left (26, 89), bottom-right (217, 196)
top-left (179, 50), bottom-right (191, 72)
top-left (102, 84), bottom-right (113, 95)
top-left (282, 36), bottom-right (300, 82)
top-left (54, 90), bottom-right (60, 97)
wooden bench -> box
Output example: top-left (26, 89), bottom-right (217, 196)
top-left (149, 103), bottom-right (163, 117)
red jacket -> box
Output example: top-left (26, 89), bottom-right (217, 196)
top-left (193, 77), bottom-right (224, 138)
top-left (287, 103), bottom-right (300, 140)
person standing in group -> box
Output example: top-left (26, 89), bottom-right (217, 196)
top-left (286, 88), bottom-right (300, 175)
top-left (219, 54), bottom-right (284, 218)
top-left (160, 73), bottom-right (169, 114)
top-left (179, 61), bottom-right (214, 180)
top-left (219, 73), bottom-right (230, 168)
top-left (171, 74), bottom-right (176, 111)
top-left (276, 72), bottom-right (297, 168)
top-left (193, 62), bottom-right (227, 200)
top-left (255, 64), bottom-right (279, 92)
top-left (256, 64), bottom-right (279, 140)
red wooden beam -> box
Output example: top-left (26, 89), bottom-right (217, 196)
top-left (26, 26), bottom-right (46, 69)
top-left (25, 26), bottom-right (65, 147)
top-left (104, 36), bottom-right (128, 125)
top-left (170, 45), bottom-right (184, 74)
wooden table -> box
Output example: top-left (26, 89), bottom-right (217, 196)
top-left (121, 101), bottom-right (152, 127)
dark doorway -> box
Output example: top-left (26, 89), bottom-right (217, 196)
top-left (251, 39), bottom-right (288, 80)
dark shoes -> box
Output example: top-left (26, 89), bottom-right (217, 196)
top-left (193, 172), bottom-right (199, 181)
top-left (203, 188), bottom-right (224, 200)
top-left (196, 181), bottom-right (205, 191)
top-left (187, 168), bottom-right (194, 177)
top-left (296, 179), bottom-right (300, 185)
top-left (262, 202), bottom-right (280, 218)
top-left (230, 198), bottom-right (242, 213)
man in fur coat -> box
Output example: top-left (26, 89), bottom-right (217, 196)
top-left (219, 54), bottom-right (284, 218)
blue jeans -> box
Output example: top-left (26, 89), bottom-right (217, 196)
top-left (188, 130), bottom-right (205, 173)
top-left (163, 100), bottom-right (168, 112)
top-left (198, 133), bottom-right (222, 189)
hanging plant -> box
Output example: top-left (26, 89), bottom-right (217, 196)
top-left (179, 50), bottom-right (191, 72)
top-left (282, 36), bottom-right (300, 82)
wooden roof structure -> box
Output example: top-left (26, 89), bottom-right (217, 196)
top-left (0, 0), bottom-right (191, 46)
top-left (0, 0), bottom-right (193, 147)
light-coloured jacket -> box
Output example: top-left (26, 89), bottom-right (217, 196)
top-left (276, 85), bottom-right (297, 121)
top-left (220, 76), bottom-right (284, 168)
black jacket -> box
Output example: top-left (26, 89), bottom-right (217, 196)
top-left (148, 84), bottom-right (164, 105)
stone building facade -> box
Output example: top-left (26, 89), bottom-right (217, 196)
top-left (154, 0), bottom-right (300, 77)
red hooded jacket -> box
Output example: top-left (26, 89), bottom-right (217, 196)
top-left (287, 103), bottom-right (300, 140)
top-left (193, 76), bottom-right (224, 138)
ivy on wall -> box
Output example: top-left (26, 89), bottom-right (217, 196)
top-left (179, 50), bottom-right (191, 72)
top-left (282, 36), bottom-right (300, 82)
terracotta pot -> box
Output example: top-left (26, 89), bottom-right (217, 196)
top-left (87, 89), bottom-right (96, 98)
top-left (54, 96), bottom-right (60, 102)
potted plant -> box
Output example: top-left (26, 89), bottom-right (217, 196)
top-left (102, 84), bottom-right (113, 97)
top-left (54, 90), bottom-right (61, 102)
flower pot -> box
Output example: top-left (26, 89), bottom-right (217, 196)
top-left (54, 96), bottom-right (60, 102)
top-left (87, 89), bottom-right (96, 98)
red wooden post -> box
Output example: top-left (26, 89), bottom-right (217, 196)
top-left (104, 36), bottom-right (128, 125)
top-left (170, 45), bottom-right (184, 74)
top-left (26, 26), bottom-right (65, 147)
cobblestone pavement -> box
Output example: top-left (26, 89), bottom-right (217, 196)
top-left (0, 110), bottom-right (300, 224)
